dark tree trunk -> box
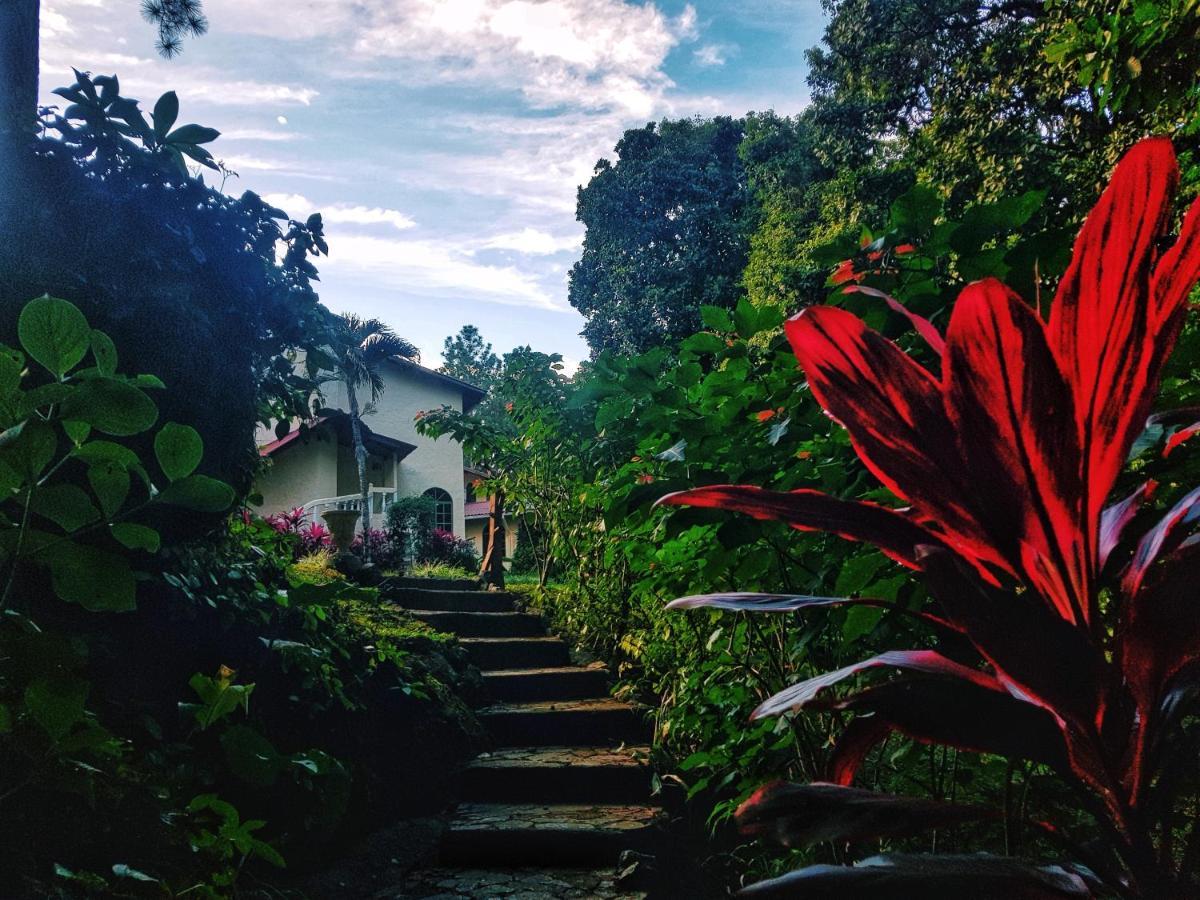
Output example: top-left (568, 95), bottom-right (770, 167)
top-left (0, 0), bottom-right (40, 152)
top-left (346, 383), bottom-right (373, 562)
top-left (480, 490), bottom-right (505, 590)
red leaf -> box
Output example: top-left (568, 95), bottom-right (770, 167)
top-left (1121, 484), bottom-right (1200, 598)
top-left (656, 485), bottom-right (946, 569)
top-left (1164, 420), bottom-right (1200, 458)
top-left (738, 854), bottom-right (1091, 898)
top-left (843, 284), bottom-right (945, 356)
top-left (944, 279), bottom-right (1087, 623)
top-left (734, 781), bottom-right (994, 848)
top-left (1099, 480), bottom-right (1156, 568)
top-left (1048, 138), bottom-right (1200, 585)
top-left (822, 677), bottom-right (1070, 777)
top-left (785, 306), bottom-right (1008, 577)
top-left (827, 716), bottom-right (894, 786)
top-left (751, 649), bottom-right (1003, 720)
top-left (665, 591), bottom-right (956, 631)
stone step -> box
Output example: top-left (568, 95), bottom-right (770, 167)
top-left (484, 666), bottom-right (610, 702)
top-left (411, 610), bottom-right (546, 638)
top-left (439, 803), bottom-right (660, 867)
top-left (401, 867), bottom-right (646, 899)
top-left (385, 576), bottom-right (480, 592)
top-left (479, 699), bottom-right (647, 747)
top-left (462, 637), bottom-right (571, 670)
top-left (461, 746), bottom-right (652, 804)
top-left (385, 589), bottom-right (516, 613)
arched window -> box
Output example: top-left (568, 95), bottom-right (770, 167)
top-left (423, 487), bottom-right (454, 533)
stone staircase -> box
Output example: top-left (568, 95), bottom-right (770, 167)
top-left (383, 577), bottom-right (661, 895)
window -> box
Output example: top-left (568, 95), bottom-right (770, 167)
top-left (423, 487), bottom-right (454, 533)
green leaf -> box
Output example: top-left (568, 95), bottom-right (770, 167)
top-left (156, 474), bottom-right (234, 512)
top-left (111, 865), bottom-right (157, 883)
top-left (43, 542), bottom-right (137, 611)
top-left (73, 441), bottom-right (140, 470)
top-left (0, 420), bottom-right (57, 479)
top-left (167, 123), bottom-right (220, 144)
top-left (24, 675), bottom-right (89, 740)
top-left (31, 484), bottom-right (100, 532)
top-left (60, 377), bottom-right (158, 436)
top-left (111, 523), bottom-right (160, 553)
top-left (133, 374), bottom-right (166, 390)
top-left (187, 669), bottom-right (253, 729)
top-left (61, 420), bottom-right (91, 444)
top-left (89, 330), bottom-right (117, 376)
top-left (700, 305), bottom-right (735, 332)
top-left (152, 91), bottom-right (179, 137)
top-left (680, 332), bottom-right (727, 355)
top-left (154, 422), bottom-right (203, 481)
top-left (0, 346), bottom-right (23, 395)
top-left (842, 605), bottom-right (885, 643)
top-left (18, 296), bottom-right (91, 378)
top-left (221, 724), bottom-right (282, 786)
top-left (88, 461), bottom-right (130, 517)
top-left (0, 704), bottom-right (12, 733)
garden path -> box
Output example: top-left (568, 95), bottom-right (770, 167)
top-left (383, 577), bottom-right (661, 899)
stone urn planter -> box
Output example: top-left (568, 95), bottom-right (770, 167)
top-left (321, 509), bottom-right (361, 556)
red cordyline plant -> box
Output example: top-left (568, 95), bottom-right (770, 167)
top-left (659, 138), bottom-right (1200, 898)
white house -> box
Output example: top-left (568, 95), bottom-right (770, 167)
top-left (254, 357), bottom-right (485, 538)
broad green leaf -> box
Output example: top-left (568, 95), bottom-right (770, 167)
top-left (18, 296), bottom-right (91, 377)
top-left (152, 91), bottom-right (179, 137)
top-left (154, 422), bottom-right (203, 481)
top-left (700, 305), bottom-right (735, 332)
top-left (221, 724), bottom-right (281, 786)
top-left (62, 420), bottom-right (91, 444)
top-left (30, 484), bottom-right (100, 532)
top-left (680, 332), bottom-right (727, 355)
top-left (88, 461), bottom-right (130, 517)
top-left (842, 605), bottom-right (885, 643)
top-left (187, 669), bottom-right (253, 729)
top-left (133, 374), bottom-right (166, 390)
top-left (61, 377), bottom-right (158, 436)
top-left (73, 440), bottom-right (141, 469)
top-left (89, 330), bottom-right (117, 376)
top-left (0, 420), bottom-right (56, 479)
top-left (156, 474), bottom-right (234, 512)
top-left (111, 523), bottom-right (160, 553)
top-left (167, 123), bottom-right (220, 144)
top-left (43, 542), bottom-right (137, 611)
top-left (0, 346), bottom-right (23, 395)
top-left (24, 675), bottom-right (89, 740)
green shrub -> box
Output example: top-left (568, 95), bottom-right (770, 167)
top-left (385, 495), bottom-right (437, 564)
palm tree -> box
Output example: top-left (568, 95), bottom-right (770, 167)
top-left (331, 314), bottom-right (418, 561)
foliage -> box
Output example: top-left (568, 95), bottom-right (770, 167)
top-left (351, 527), bottom-right (396, 568)
top-left (662, 139), bottom-right (1200, 895)
top-left (424, 529), bottom-right (479, 572)
top-left (441, 324), bottom-right (502, 391)
top-left (569, 117), bottom-right (755, 355)
top-left (386, 494), bottom-right (437, 565)
top-left (408, 561), bottom-right (476, 580)
top-left (290, 548), bottom-right (339, 584)
top-left (0, 69), bottom-right (334, 495)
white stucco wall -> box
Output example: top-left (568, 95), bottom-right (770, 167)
top-left (255, 431), bottom-right (339, 516)
top-left (323, 360), bottom-right (469, 536)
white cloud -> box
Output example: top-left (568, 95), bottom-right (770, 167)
top-left (347, 0), bottom-right (698, 115)
top-left (222, 128), bottom-right (299, 141)
top-left (477, 227), bottom-right (580, 255)
top-left (320, 234), bottom-right (566, 311)
top-left (262, 193), bottom-right (417, 231)
top-left (694, 44), bottom-right (729, 67)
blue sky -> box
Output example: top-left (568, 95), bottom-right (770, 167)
top-left (39, 0), bottom-right (827, 372)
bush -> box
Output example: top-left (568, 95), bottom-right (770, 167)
top-left (425, 529), bottom-right (479, 572)
top-left (385, 495), bottom-right (437, 563)
top-left (0, 71), bottom-right (334, 496)
top-left (351, 528), bottom-right (397, 567)
top-left (410, 561), bottom-right (475, 580)
top-left (290, 548), bottom-right (339, 584)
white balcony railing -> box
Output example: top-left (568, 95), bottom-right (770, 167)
top-left (301, 486), bottom-right (397, 532)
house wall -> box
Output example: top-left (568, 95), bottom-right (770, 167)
top-left (335, 444), bottom-right (394, 496)
top-left (465, 517), bottom-right (518, 562)
top-left (255, 430), bottom-right (339, 516)
top-left (325, 362), bottom-right (468, 536)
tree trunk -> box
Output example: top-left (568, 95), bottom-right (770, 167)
top-left (0, 0), bottom-right (40, 153)
top-left (346, 383), bottom-right (372, 562)
top-left (480, 490), bottom-right (505, 589)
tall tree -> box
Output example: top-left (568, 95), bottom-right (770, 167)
top-left (440, 324), bottom-right (501, 388)
top-left (569, 117), bottom-right (754, 355)
top-left (331, 314), bottom-right (418, 560)
top-left (0, 0), bottom-right (206, 147)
